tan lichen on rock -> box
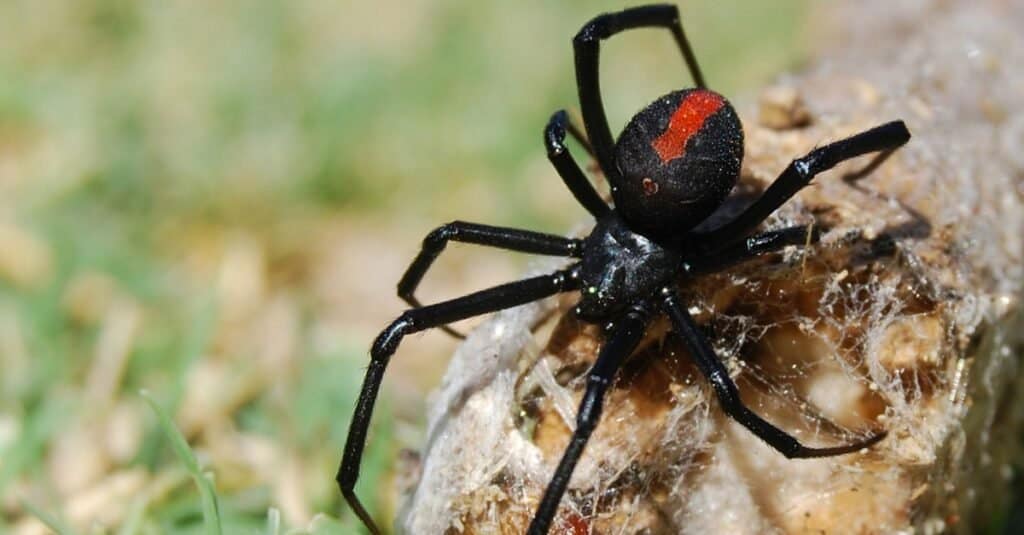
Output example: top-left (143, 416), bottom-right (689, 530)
top-left (400, 1), bottom-right (1024, 534)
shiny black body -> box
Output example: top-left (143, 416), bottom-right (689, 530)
top-left (337, 5), bottom-right (911, 535)
top-left (576, 215), bottom-right (681, 320)
top-left (614, 89), bottom-right (744, 238)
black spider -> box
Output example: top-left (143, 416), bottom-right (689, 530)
top-left (337, 5), bottom-right (910, 534)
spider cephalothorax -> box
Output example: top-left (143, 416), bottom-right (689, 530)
top-left (575, 215), bottom-right (680, 320)
top-left (337, 5), bottom-right (910, 535)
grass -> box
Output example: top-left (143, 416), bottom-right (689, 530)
top-left (141, 390), bottom-right (223, 535)
top-left (0, 1), bottom-right (808, 533)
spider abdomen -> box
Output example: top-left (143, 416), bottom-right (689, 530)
top-left (613, 88), bottom-right (744, 239)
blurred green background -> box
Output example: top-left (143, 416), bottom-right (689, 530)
top-left (0, 1), bottom-right (808, 533)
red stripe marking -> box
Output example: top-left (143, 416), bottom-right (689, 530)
top-left (563, 512), bottom-right (589, 535)
top-left (651, 90), bottom-right (725, 164)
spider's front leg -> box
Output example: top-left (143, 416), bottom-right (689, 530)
top-left (339, 267), bottom-right (581, 534)
top-left (563, 112), bottom-right (595, 158)
top-left (574, 4), bottom-right (706, 184)
top-left (545, 110), bottom-right (610, 219)
top-left (398, 222), bottom-right (582, 338)
top-left (527, 303), bottom-right (651, 535)
top-left (660, 288), bottom-right (886, 458)
top-left (696, 121), bottom-right (911, 247)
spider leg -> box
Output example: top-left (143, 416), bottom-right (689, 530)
top-left (340, 267), bottom-right (582, 534)
top-left (398, 221), bottom-right (583, 338)
top-left (527, 303), bottom-right (651, 535)
top-left (660, 288), bottom-right (886, 459)
top-left (564, 112), bottom-right (595, 158)
top-left (694, 121), bottom-right (911, 249)
top-left (574, 4), bottom-right (705, 184)
top-left (546, 110), bottom-right (611, 218)
top-left (684, 225), bottom-right (819, 276)
top-left (842, 147), bottom-right (899, 183)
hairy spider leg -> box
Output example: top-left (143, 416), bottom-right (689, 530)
top-left (545, 110), bottom-right (611, 219)
top-left (339, 267), bottom-right (582, 534)
top-left (661, 289), bottom-right (886, 458)
top-left (526, 304), bottom-right (652, 535)
top-left (398, 222), bottom-right (583, 339)
top-left (684, 225), bottom-right (819, 276)
top-left (693, 121), bottom-right (911, 249)
top-left (575, 4), bottom-right (706, 186)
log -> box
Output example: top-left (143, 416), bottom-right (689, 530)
top-left (398, 1), bottom-right (1024, 533)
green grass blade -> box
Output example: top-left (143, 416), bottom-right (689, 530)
top-left (115, 494), bottom-right (149, 535)
top-left (0, 399), bottom-right (65, 496)
top-left (265, 507), bottom-right (281, 535)
top-left (303, 514), bottom-right (349, 535)
top-left (21, 499), bottom-right (79, 535)
top-left (140, 389), bottom-right (223, 535)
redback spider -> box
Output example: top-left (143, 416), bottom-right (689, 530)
top-left (337, 4), bottom-right (910, 534)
